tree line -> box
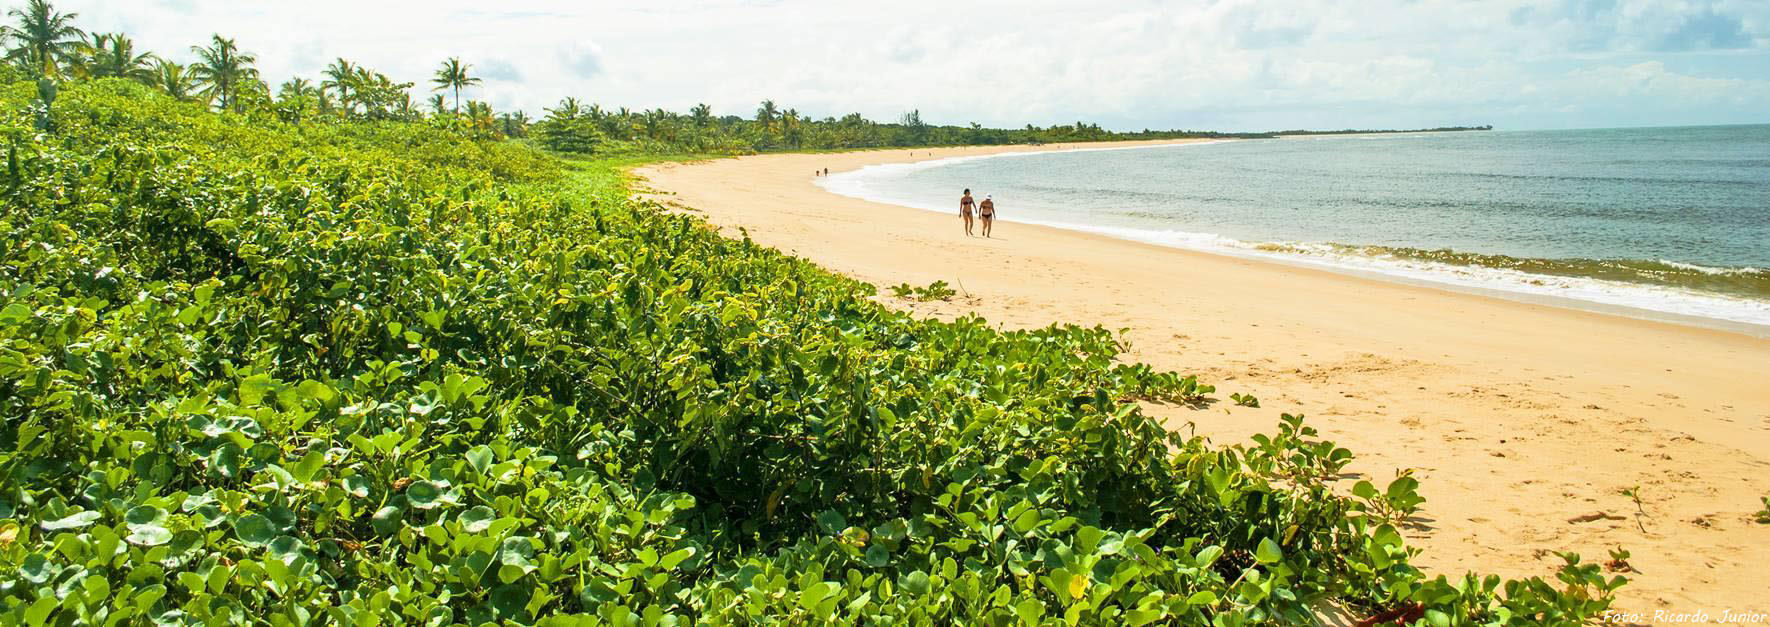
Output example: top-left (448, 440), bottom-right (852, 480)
top-left (1, 0), bottom-right (1483, 156)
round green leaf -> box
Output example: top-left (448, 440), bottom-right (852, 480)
top-left (125, 505), bottom-right (166, 528)
top-left (372, 506), bottom-right (404, 536)
top-left (41, 511), bottom-right (102, 531)
top-left (489, 584), bottom-right (530, 618)
top-left (406, 480), bottom-right (442, 509)
top-left (234, 513), bottom-right (277, 547)
top-left (127, 525), bottom-right (173, 546)
top-left (269, 535), bottom-right (304, 559)
top-left (459, 506), bottom-right (495, 533)
top-left (343, 475), bottom-right (370, 499)
top-left (19, 553), bottom-right (54, 584)
top-left (1255, 537), bottom-right (1284, 565)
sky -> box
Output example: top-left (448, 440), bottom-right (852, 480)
top-left (49, 0), bottom-right (1770, 132)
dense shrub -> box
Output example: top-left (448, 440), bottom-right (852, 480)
top-left (0, 81), bottom-right (1621, 625)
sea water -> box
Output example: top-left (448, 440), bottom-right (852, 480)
top-left (819, 126), bottom-right (1770, 332)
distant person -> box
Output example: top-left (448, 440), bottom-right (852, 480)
top-left (979, 195), bottom-right (996, 238)
top-left (960, 188), bottom-right (976, 236)
top-left (823, 167), bottom-right (829, 176)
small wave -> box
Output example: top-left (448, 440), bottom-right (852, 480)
top-left (1249, 243), bottom-right (1770, 300)
top-left (1658, 259), bottom-right (1763, 275)
top-left (817, 164), bottom-right (1770, 330)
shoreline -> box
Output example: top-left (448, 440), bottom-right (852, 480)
top-left (816, 141), bottom-right (1770, 336)
top-left (634, 140), bottom-right (1770, 614)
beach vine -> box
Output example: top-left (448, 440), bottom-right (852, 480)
top-left (0, 75), bottom-right (1628, 625)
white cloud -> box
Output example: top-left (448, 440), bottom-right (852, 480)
top-left (41, 0), bottom-right (1770, 130)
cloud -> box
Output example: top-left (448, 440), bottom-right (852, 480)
top-left (153, 0), bottom-right (196, 13)
top-left (478, 59), bottom-right (523, 82)
top-left (1508, 0), bottom-right (1765, 53)
top-left (42, 0), bottom-right (1770, 130)
top-left (558, 41), bottom-right (604, 79)
top-left (1222, 5), bottom-right (1315, 49)
top-left (1652, 8), bottom-right (1753, 51)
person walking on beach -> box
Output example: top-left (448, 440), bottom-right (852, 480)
top-left (979, 195), bottom-right (996, 238)
top-left (960, 189), bottom-right (976, 236)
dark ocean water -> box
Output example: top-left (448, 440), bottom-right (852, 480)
top-left (823, 126), bottom-right (1770, 328)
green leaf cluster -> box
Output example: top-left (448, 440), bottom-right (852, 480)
top-left (887, 281), bottom-right (957, 303)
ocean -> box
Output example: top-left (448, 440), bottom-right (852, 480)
top-left (818, 126), bottom-right (1770, 332)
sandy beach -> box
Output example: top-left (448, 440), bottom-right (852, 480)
top-left (635, 141), bottom-right (1770, 618)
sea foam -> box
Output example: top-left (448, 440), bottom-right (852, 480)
top-left (817, 142), bottom-right (1770, 334)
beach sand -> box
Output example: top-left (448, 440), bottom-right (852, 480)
top-left (635, 141), bottom-right (1770, 618)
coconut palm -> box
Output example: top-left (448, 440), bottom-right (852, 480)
top-left (273, 77), bottom-right (316, 122)
top-left (350, 67), bottom-right (376, 116)
top-left (188, 34), bottom-right (258, 112)
top-left (463, 100), bottom-right (496, 137)
top-left (2, 0), bottom-right (85, 77)
top-left (497, 110), bottom-right (529, 138)
top-left (393, 93), bottom-right (417, 120)
top-left (545, 97), bottom-right (582, 121)
top-left (77, 32), bottom-right (155, 82)
top-left (690, 103), bottom-right (712, 127)
top-left (277, 77), bottom-right (317, 115)
top-left (782, 108), bottom-right (803, 148)
top-left (321, 58), bottom-right (356, 115)
top-left (278, 77), bottom-right (315, 99)
top-left (426, 93), bottom-right (447, 117)
top-left (755, 99), bottom-right (778, 133)
top-left (151, 59), bottom-right (195, 102)
top-left (430, 57), bottom-right (479, 115)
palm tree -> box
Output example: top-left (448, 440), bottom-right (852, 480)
top-left (463, 100), bottom-right (496, 137)
top-left (78, 32), bottom-right (155, 81)
top-left (755, 99), bottom-right (779, 133)
top-left (497, 111), bottom-right (529, 138)
top-left (148, 60), bottom-right (195, 101)
top-left (426, 93), bottom-right (447, 116)
top-left (545, 97), bottom-right (582, 121)
top-left (393, 94), bottom-right (416, 120)
top-left (690, 103), bottom-right (712, 127)
top-left (321, 58), bottom-right (356, 115)
top-left (277, 77), bottom-right (317, 112)
top-left (274, 77), bottom-right (315, 122)
top-left (2, 0), bottom-right (84, 77)
top-left (350, 67), bottom-right (376, 116)
top-left (279, 77), bottom-right (314, 99)
top-left (188, 34), bottom-right (258, 112)
top-left (430, 57), bottom-right (480, 115)
top-left (782, 108), bottom-right (804, 148)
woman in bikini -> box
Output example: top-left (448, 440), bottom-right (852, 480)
top-left (959, 189), bottom-right (976, 236)
top-left (978, 195), bottom-right (996, 238)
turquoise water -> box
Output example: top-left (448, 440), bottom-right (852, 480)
top-left (822, 126), bottom-right (1770, 329)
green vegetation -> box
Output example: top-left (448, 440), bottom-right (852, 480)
top-left (1351, 472), bottom-right (1425, 527)
top-left (0, 78), bottom-right (1624, 627)
top-left (887, 281), bottom-right (959, 302)
top-left (0, 3), bottom-right (1614, 624)
top-left (0, 0), bottom-right (1483, 159)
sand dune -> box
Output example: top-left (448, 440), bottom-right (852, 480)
top-left (635, 141), bottom-right (1770, 619)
